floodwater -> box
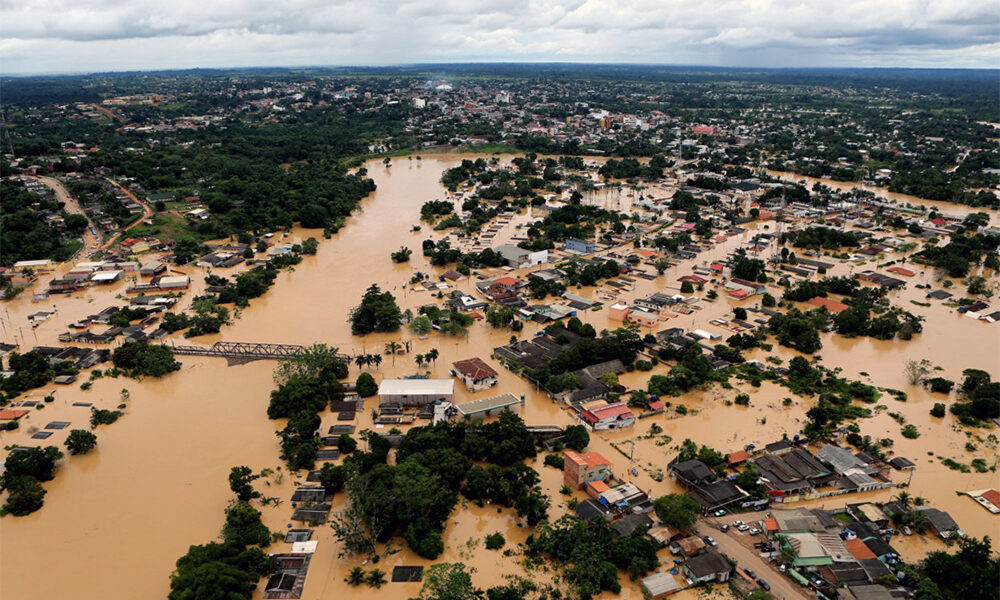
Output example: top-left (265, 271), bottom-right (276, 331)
top-left (1, 155), bottom-right (997, 600)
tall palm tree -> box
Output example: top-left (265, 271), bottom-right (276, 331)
top-left (372, 354), bottom-right (383, 370)
top-left (894, 491), bottom-right (912, 509)
top-left (354, 355), bottom-right (366, 370)
top-left (345, 567), bottom-right (365, 586)
top-left (426, 348), bottom-right (439, 367)
top-left (415, 354), bottom-right (425, 368)
top-left (384, 341), bottom-right (400, 364)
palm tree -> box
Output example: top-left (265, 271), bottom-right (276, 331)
top-left (366, 568), bottom-right (386, 589)
top-left (415, 354), bottom-right (425, 368)
top-left (384, 341), bottom-right (400, 364)
top-left (426, 348), bottom-right (439, 367)
top-left (894, 491), bottom-right (912, 509)
top-left (912, 496), bottom-right (926, 506)
top-left (345, 567), bottom-right (365, 586)
top-left (372, 354), bottom-right (383, 370)
top-left (354, 355), bottom-right (366, 370)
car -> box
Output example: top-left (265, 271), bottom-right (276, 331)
top-left (738, 524), bottom-right (750, 532)
top-left (704, 536), bottom-right (717, 547)
top-left (719, 524), bottom-right (731, 533)
top-left (757, 579), bottom-right (771, 592)
top-left (733, 520), bottom-right (745, 527)
top-left (713, 509), bottom-right (727, 517)
top-left (749, 528), bottom-right (762, 535)
top-left (779, 564), bottom-right (787, 574)
top-left (744, 568), bottom-right (757, 579)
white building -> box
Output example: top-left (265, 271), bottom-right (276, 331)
top-left (378, 378), bottom-right (454, 407)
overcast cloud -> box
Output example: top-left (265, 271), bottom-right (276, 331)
top-left (1, 0), bottom-right (997, 74)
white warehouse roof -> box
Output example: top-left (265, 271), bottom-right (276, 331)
top-left (378, 378), bottom-right (454, 396)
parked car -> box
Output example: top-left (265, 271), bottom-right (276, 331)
top-left (757, 579), bottom-right (771, 591)
top-left (704, 536), bottom-right (717, 547)
top-left (733, 520), bottom-right (745, 527)
top-left (779, 564), bottom-right (787, 574)
top-left (719, 524), bottom-right (731, 533)
top-left (749, 527), bottom-right (762, 535)
top-left (713, 509), bottom-right (727, 517)
top-left (738, 524), bottom-right (750, 532)
top-left (744, 568), bottom-right (757, 579)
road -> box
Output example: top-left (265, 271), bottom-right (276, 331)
top-left (89, 102), bottom-right (122, 122)
top-left (30, 175), bottom-right (99, 259)
top-left (695, 517), bottom-right (813, 600)
top-left (99, 177), bottom-right (154, 251)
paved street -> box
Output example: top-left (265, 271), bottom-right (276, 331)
top-left (695, 517), bottom-right (813, 600)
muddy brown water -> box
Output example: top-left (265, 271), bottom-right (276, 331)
top-left (1, 155), bottom-right (997, 600)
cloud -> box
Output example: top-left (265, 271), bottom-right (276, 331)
top-left (1, 0), bottom-right (997, 73)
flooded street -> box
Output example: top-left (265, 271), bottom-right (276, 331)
top-left (1, 155), bottom-right (998, 599)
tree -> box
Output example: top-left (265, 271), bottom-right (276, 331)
top-left (390, 246), bottom-right (412, 263)
top-left (356, 372), bottom-right (378, 398)
top-left (4, 446), bottom-right (63, 481)
top-left (654, 258), bottom-right (670, 275)
top-left (228, 466), bottom-right (260, 502)
top-left (0, 475), bottom-right (47, 516)
top-left (733, 307), bottom-right (747, 321)
top-left (349, 284), bottom-right (402, 334)
top-left (345, 566), bottom-right (366, 586)
top-left (273, 344), bottom-right (348, 384)
top-left (564, 425), bottom-right (590, 451)
top-left (416, 563), bottom-right (479, 600)
top-left (221, 501), bottom-right (271, 547)
top-left (112, 342), bottom-right (181, 377)
top-left (680, 280), bottom-right (694, 294)
top-left (905, 359), bottom-right (933, 385)
top-left (409, 315), bottom-right (433, 334)
top-left (366, 568), bottom-right (387, 589)
top-left (65, 429), bottom-right (97, 455)
top-left (338, 434), bottom-right (358, 454)
top-left (653, 494), bottom-right (700, 530)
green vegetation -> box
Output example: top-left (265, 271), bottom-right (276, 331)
top-left (390, 246), bottom-right (412, 263)
top-left (0, 446), bottom-right (63, 516)
top-left (0, 351), bottom-right (80, 397)
top-left (0, 179), bottom-right (85, 266)
top-left (485, 532), bottom-right (506, 550)
top-left (355, 372), bottom-right (378, 397)
top-left (349, 284), bottom-right (403, 334)
top-left (949, 369), bottom-right (1000, 424)
top-left (330, 412), bottom-right (544, 561)
top-left (652, 493), bottom-right (701, 530)
top-left (526, 515), bottom-right (659, 596)
top-left (65, 429), bottom-right (98, 455)
top-left (111, 342), bottom-right (181, 377)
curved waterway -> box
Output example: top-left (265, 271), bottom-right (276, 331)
top-left (1, 155), bottom-right (997, 600)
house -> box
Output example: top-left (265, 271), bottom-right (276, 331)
top-left (564, 238), bottom-right (596, 254)
top-left (564, 450), bottom-right (613, 489)
top-left (647, 525), bottom-right (684, 548)
top-left (682, 551), bottom-right (732, 583)
top-left (626, 308), bottom-right (659, 327)
top-left (452, 357), bottom-right (499, 391)
top-left (575, 498), bottom-right (613, 522)
top-left (139, 261), bottom-right (166, 277)
top-left (690, 479), bottom-right (749, 513)
top-left (913, 507), bottom-right (962, 539)
top-left (672, 535), bottom-right (706, 558)
top-left (817, 444), bottom-right (875, 476)
top-left (726, 278), bottom-right (766, 297)
top-left (496, 244), bottom-right (548, 268)
top-left (670, 459), bottom-right (715, 487)
top-left (447, 290), bottom-right (487, 312)
top-left (641, 572), bottom-right (682, 598)
top-left (580, 402), bottom-right (635, 430)
top-left (807, 296), bottom-right (849, 314)
top-left (610, 513), bottom-right (654, 537)
top-left (454, 393), bottom-right (523, 420)
top-left (377, 379), bottom-right (454, 407)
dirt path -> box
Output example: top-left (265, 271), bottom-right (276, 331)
top-left (695, 518), bottom-right (813, 600)
top-left (99, 178), bottom-right (154, 251)
top-left (30, 175), bottom-right (98, 259)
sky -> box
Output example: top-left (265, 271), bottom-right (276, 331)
top-left (1, 0), bottom-right (998, 74)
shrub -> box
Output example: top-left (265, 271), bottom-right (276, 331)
top-left (485, 532), bottom-right (506, 550)
top-left (930, 403), bottom-right (946, 418)
top-left (543, 454), bottom-right (565, 469)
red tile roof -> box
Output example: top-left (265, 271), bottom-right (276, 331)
top-left (582, 402), bottom-right (634, 423)
top-left (845, 538), bottom-right (877, 560)
top-left (807, 296), bottom-right (849, 314)
top-left (452, 357), bottom-right (498, 380)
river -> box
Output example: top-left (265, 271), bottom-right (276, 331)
top-left (1, 155), bottom-right (997, 600)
